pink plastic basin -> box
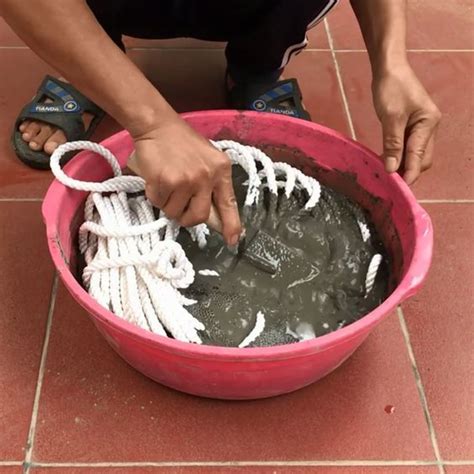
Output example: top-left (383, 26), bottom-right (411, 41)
top-left (42, 111), bottom-right (433, 400)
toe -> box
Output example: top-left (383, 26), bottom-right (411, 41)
top-left (22, 122), bottom-right (41, 142)
top-left (44, 129), bottom-right (67, 155)
top-left (29, 124), bottom-right (55, 150)
top-left (19, 120), bottom-right (29, 133)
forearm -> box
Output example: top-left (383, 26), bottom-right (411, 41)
top-left (0, 0), bottom-right (176, 136)
top-left (350, 0), bottom-right (408, 76)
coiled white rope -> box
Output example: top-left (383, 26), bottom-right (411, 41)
top-left (50, 139), bottom-right (381, 345)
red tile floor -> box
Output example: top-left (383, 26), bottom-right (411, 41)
top-left (0, 2), bottom-right (473, 473)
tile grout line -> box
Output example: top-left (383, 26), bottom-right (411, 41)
top-left (23, 274), bottom-right (59, 474)
top-left (0, 198), bottom-right (43, 202)
top-left (397, 307), bottom-right (445, 474)
top-left (324, 19), bottom-right (357, 140)
top-left (3, 44), bottom-right (472, 52)
top-left (9, 460), bottom-right (474, 469)
top-left (29, 460), bottom-right (442, 468)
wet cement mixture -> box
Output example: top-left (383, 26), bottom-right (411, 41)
top-left (178, 165), bottom-right (389, 348)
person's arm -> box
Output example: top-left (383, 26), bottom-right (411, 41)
top-left (0, 0), bottom-right (241, 245)
top-left (350, 0), bottom-right (441, 184)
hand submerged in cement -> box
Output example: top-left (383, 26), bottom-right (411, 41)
top-left (131, 115), bottom-right (242, 246)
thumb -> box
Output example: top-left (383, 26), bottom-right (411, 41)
top-left (381, 115), bottom-right (407, 173)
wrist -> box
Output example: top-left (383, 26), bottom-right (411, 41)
top-left (370, 46), bottom-right (409, 79)
top-left (119, 90), bottom-right (179, 139)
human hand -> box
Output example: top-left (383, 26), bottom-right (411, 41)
top-left (132, 115), bottom-right (242, 246)
top-left (372, 64), bottom-right (441, 184)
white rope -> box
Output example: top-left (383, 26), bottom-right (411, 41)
top-left (365, 254), bottom-right (383, 296)
top-left (198, 269), bottom-right (220, 277)
top-left (238, 312), bottom-right (266, 348)
top-left (212, 140), bottom-right (321, 208)
top-left (358, 221), bottom-right (371, 242)
top-left (50, 139), bottom-right (379, 345)
top-left (51, 141), bottom-right (204, 344)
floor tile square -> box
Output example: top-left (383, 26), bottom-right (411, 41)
top-left (327, 0), bottom-right (474, 50)
top-left (0, 467), bottom-right (23, 474)
top-left (0, 203), bottom-right (55, 460)
top-left (0, 17), bottom-right (25, 47)
top-left (406, 0), bottom-right (474, 50)
top-left (325, 1), bottom-right (365, 51)
top-left (285, 51), bottom-right (350, 134)
top-left (335, 51), bottom-right (474, 200)
top-left (128, 49), bottom-right (227, 113)
top-left (402, 204), bottom-right (474, 460)
top-left (306, 20), bottom-right (330, 49)
top-left (444, 466), bottom-right (474, 474)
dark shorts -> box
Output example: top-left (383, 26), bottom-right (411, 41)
top-left (86, 0), bottom-right (339, 81)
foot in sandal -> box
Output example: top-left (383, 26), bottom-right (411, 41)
top-left (226, 71), bottom-right (311, 121)
top-left (12, 75), bottom-right (104, 169)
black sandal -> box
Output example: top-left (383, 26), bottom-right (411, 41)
top-left (11, 75), bottom-right (105, 170)
top-left (227, 77), bottom-right (311, 121)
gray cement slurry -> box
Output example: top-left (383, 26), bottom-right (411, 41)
top-left (179, 166), bottom-right (388, 347)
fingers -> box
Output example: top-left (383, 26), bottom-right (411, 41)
top-left (403, 119), bottom-right (437, 185)
top-left (382, 114), bottom-right (407, 173)
top-left (179, 191), bottom-right (212, 228)
top-left (160, 188), bottom-right (191, 221)
top-left (213, 162), bottom-right (242, 246)
top-left (145, 180), bottom-right (172, 210)
top-left (421, 135), bottom-right (435, 172)
top-left (133, 126), bottom-right (240, 238)
top-left (146, 181), bottom-right (210, 227)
